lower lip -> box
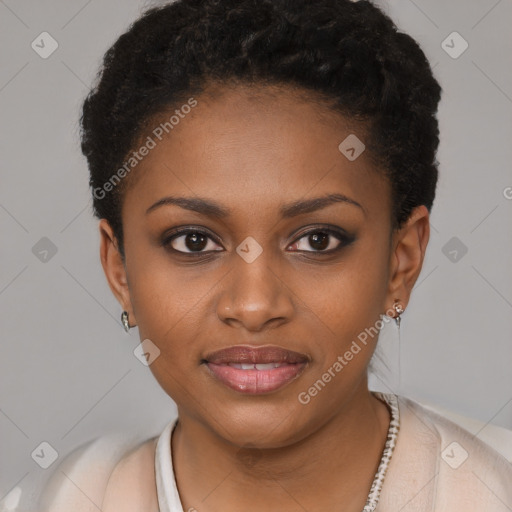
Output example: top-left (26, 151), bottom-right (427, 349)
top-left (205, 362), bottom-right (307, 394)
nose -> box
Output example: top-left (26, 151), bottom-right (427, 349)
top-left (216, 252), bottom-right (295, 332)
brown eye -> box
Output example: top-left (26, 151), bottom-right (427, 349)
top-left (308, 232), bottom-right (330, 251)
top-left (288, 228), bottom-right (353, 253)
top-left (163, 229), bottom-right (223, 254)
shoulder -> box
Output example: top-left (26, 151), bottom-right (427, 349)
top-left (399, 394), bottom-right (512, 470)
top-left (379, 393), bottom-right (512, 511)
top-left (101, 436), bottom-right (160, 512)
top-left (37, 430), bottom-right (159, 512)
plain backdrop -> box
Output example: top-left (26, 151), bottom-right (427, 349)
top-left (1, 0), bottom-right (511, 507)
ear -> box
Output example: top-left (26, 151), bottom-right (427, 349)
top-left (98, 219), bottom-right (137, 326)
top-left (385, 205), bottom-right (430, 315)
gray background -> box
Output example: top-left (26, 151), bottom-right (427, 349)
top-left (1, 0), bottom-right (511, 507)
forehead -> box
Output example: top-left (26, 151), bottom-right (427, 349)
top-left (122, 84), bottom-right (390, 224)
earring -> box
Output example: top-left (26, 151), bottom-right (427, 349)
top-left (393, 299), bottom-right (405, 387)
top-left (393, 299), bottom-right (404, 329)
top-left (121, 310), bottom-right (131, 332)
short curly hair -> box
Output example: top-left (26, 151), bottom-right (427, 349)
top-left (80, 0), bottom-right (442, 259)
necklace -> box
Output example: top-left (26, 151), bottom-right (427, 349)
top-left (362, 392), bottom-right (400, 511)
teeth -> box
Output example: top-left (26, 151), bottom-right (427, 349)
top-left (255, 363), bottom-right (281, 370)
top-left (227, 363), bottom-right (254, 369)
top-left (227, 362), bottom-right (284, 370)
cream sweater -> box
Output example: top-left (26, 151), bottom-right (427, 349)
top-left (9, 393), bottom-right (512, 512)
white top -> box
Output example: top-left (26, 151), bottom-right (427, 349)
top-left (154, 418), bottom-right (183, 512)
top-left (154, 392), bottom-right (400, 512)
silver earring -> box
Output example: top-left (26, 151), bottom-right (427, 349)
top-left (393, 299), bottom-right (405, 387)
top-left (121, 311), bottom-right (130, 332)
top-left (393, 299), bottom-right (404, 329)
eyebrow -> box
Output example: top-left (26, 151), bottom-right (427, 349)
top-left (145, 193), bottom-right (366, 218)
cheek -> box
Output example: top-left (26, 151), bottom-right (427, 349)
top-left (127, 253), bottom-right (220, 383)
top-left (292, 256), bottom-right (390, 408)
top-left (131, 275), bottom-right (210, 404)
top-left (300, 247), bottom-right (388, 345)
top-left (292, 263), bottom-right (388, 414)
top-left (126, 234), bottom-right (212, 329)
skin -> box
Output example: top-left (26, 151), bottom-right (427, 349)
top-left (99, 83), bottom-right (430, 511)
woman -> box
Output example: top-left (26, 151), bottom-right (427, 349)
top-left (36, 0), bottom-right (512, 510)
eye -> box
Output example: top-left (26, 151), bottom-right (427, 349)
top-left (287, 227), bottom-right (353, 253)
top-left (162, 228), bottom-right (223, 254)
top-left (162, 225), bottom-right (354, 256)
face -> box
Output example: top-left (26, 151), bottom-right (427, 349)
top-left (100, 84), bottom-right (429, 448)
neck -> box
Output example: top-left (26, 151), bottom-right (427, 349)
top-left (171, 381), bottom-right (391, 512)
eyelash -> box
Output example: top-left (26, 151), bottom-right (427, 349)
top-left (161, 225), bottom-right (354, 257)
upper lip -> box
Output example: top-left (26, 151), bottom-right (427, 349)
top-left (203, 345), bottom-right (310, 365)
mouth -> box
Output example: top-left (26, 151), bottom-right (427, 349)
top-left (202, 345), bottom-right (310, 394)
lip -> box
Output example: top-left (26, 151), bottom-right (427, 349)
top-left (202, 345), bottom-right (310, 394)
top-left (203, 345), bottom-right (310, 365)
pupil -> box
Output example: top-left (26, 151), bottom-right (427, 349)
top-left (186, 232), bottom-right (207, 251)
top-left (310, 232), bottom-right (329, 251)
